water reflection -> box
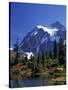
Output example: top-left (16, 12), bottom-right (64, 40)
top-left (11, 79), bottom-right (48, 88)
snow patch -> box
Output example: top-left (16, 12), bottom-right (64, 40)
top-left (21, 42), bottom-right (24, 46)
top-left (34, 31), bottom-right (38, 35)
top-left (41, 34), bottom-right (48, 44)
top-left (25, 52), bottom-right (34, 59)
top-left (37, 25), bottom-right (58, 36)
top-left (41, 37), bottom-right (48, 43)
top-left (9, 48), bottom-right (13, 50)
top-left (64, 40), bottom-right (66, 45)
top-left (31, 31), bottom-right (38, 36)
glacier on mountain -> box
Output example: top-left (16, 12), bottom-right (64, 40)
top-left (20, 22), bottom-right (66, 54)
top-left (37, 25), bottom-right (58, 36)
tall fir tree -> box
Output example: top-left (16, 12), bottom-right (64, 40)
top-left (53, 40), bottom-right (57, 59)
top-left (42, 53), bottom-right (45, 68)
top-left (63, 42), bottom-right (66, 68)
top-left (49, 51), bottom-right (52, 59)
top-left (13, 38), bottom-right (20, 65)
top-left (58, 38), bottom-right (65, 65)
top-left (37, 54), bottom-right (40, 68)
top-left (29, 55), bottom-right (34, 70)
top-left (24, 55), bottom-right (28, 65)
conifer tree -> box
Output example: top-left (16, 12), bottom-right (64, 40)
top-left (53, 40), bottom-right (57, 59)
top-left (42, 53), bottom-right (45, 68)
top-left (37, 54), bottom-right (40, 68)
top-left (24, 55), bottom-right (28, 65)
top-left (58, 38), bottom-right (65, 65)
top-left (13, 38), bottom-right (20, 65)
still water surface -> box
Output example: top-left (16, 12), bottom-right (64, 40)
top-left (11, 79), bottom-right (49, 88)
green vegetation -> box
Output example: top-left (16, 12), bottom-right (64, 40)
top-left (10, 38), bottom-right (66, 86)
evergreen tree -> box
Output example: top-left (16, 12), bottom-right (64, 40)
top-left (21, 56), bottom-right (26, 65)
top-left (45, 49), bottom-right (49, 59)
top-left (58, 38), bottom-right (65, 65)
top-left (28, 55), bottom-right (34, 69)
top-left (53, 40), bottom-right (57, 59)
top-left (42, 53), bottom-right (45, 67)
top-left (49, 51), bottom-right (52, 59)
top-left (37, 54), bottom-right (40, 68)
top-left (63, 41), bottom-right (66, 67)
top-left (24, 55), bottom-right (28, 65)
top-left (13, 38), bottom-right (20, 65)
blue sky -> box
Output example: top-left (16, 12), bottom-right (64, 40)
top-left (10, 2), bottom-right (66, 47)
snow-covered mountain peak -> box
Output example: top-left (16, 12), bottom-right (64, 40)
top-left (20, 22), bottom-right (66, 54)
top-left (37, 25), bottom-right (46, 29)
top-left (50, 21), bottom-right (66, 31)
top-left (36, 25), bottom-right (58, 36)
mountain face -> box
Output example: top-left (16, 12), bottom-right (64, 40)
top-left (20, 21), bottom-right (66, 54)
